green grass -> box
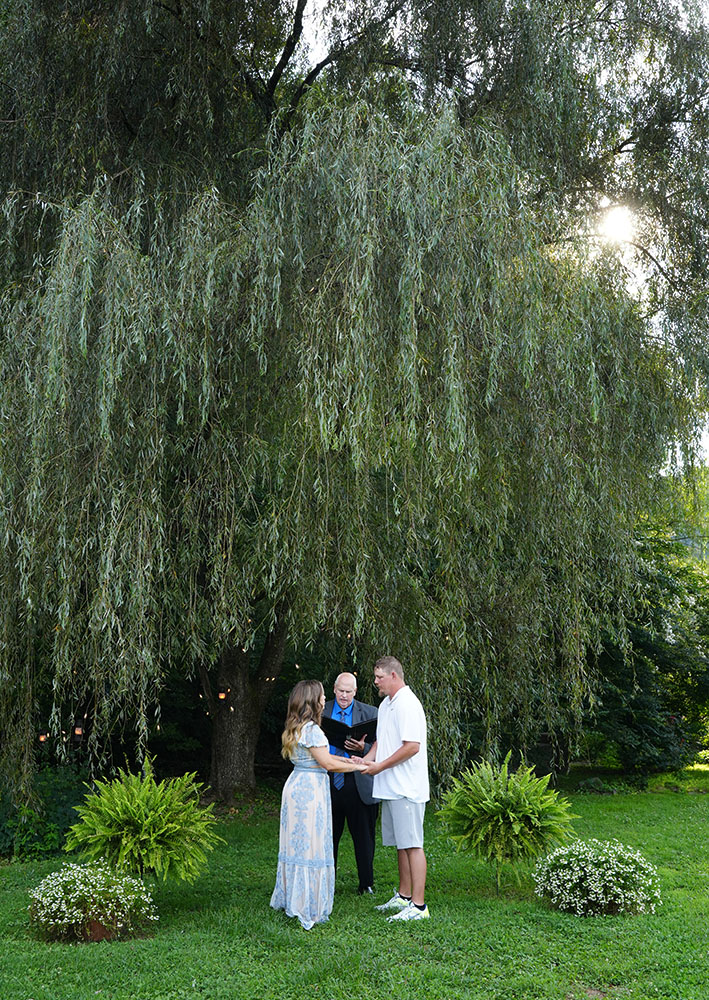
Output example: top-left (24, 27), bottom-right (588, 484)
top-left (2, 770), bottom-right (709, 1000)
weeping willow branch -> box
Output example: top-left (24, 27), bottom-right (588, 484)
top-left (0, 100), bottom-right (701, 794)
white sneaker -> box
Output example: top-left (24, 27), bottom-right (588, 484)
top-left (387, 902), bottom-right (430, 922)
top-left (375, 891), bottom-right (411, 912)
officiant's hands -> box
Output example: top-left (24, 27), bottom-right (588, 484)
top-left (344, 734), bottom-right (367, 753)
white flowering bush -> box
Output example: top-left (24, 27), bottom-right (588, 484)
top-left (28, 860), bottom-right (158, 941)
top-left (534, 839), bottom-right (661, 917)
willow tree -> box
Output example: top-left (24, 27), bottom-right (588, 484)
top-left (0, 100), bottom-right (698, 797)
top-left (2, 2), bottom-right (708, 298)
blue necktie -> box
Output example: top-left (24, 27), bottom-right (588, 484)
top-left (333, 708), bottom-right (348, 789)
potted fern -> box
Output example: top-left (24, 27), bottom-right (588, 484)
top-left (438, 752), bottom-right (576, 891)
top-left (65, 757), bottom-right (224, 883)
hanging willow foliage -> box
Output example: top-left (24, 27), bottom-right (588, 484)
top-left (0, 101), bottom-right (697, 794)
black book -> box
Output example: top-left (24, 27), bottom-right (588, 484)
top-left (320, 714), bottom-right (377, 751)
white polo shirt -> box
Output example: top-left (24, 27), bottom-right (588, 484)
top-left (372, 685), bottom-right (429, 803)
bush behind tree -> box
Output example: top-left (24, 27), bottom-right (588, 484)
top-left (0, 765), bottom-right (87, 859)
top-left (586, 536), bottom-right (709, 775)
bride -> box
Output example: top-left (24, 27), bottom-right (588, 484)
top-left (270, 679), bottom-right (368, 929)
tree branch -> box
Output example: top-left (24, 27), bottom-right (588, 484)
top-left (627, 240), bottom-right (682, 291)
top-left (154, 1), bottom-right (182, 18)
top-left (267, 0), bottom-right (310, 99)
top-left (237, 63), bottom-right (276, 123)
top-left (256, 604), bottom-right (289, 709)
top-left (281, 0), bottom-right (407, 130)
top-left (197, 660), bottom-right (216, 714)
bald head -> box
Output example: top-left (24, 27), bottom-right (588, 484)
top-left (333, 672), bottom-right (357, 710)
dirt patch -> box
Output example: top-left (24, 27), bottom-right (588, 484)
top-left (566, 988), bottom-right (622, 1000)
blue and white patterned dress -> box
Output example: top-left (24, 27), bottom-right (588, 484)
top-left (270, 721), bottom-right (335, 930)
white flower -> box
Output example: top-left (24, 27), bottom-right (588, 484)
top-left (533, 839), bottom-right (661, 917)
top-left (28, 860), bottom-right (158, 941)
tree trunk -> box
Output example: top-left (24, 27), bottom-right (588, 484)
top-left (201, 612), bottom-right (288, 800)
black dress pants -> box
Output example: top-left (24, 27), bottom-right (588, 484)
top-left (330, 773), bottom-right (379, 891)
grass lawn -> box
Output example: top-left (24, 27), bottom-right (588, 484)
top-left (2, 769), bottom-right (709, 1000)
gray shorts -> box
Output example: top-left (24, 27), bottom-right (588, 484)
top-left (380, 798), bottom-right (425, 849)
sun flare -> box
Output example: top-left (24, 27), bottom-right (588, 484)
top-left (599, 205), bottom-right (635, 244)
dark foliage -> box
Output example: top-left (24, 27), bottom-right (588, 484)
top-left (587, 538), bottom-right (709, 774)
top-left (0, 765), bottom-right (87, 859)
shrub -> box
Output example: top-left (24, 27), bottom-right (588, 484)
top-left (65, 758), bottom-right (224, 883)
top-left (576, 776), bottom-right (637, 795)
top-left (28, 860), bottom-right (158, 942)
top-left (534, 839), bottom-right (661, 916)
top-left (0, 766), bottom-right (87, 859)
top-left (438, 752), bottom-right (576, 889)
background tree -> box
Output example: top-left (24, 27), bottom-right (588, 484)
top-left (0, 2), bottom-right (707, 797)
top-left (585, 531), bottom-right (709, 776)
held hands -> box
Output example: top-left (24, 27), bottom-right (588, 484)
top-left (338, 731), bottom-right (379, 774)
top-left (355, 760), bottom-right (380, 775)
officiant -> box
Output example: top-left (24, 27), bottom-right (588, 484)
top-left (323, 672), bottom-right (379, 895)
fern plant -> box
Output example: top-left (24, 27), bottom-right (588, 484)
top-left (438, 753), bottom-right (576, 890)
top-left (65, 759), bottom-right (223, 883)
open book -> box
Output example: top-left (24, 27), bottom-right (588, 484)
top-left (320, 714), bottom-right (377, 752)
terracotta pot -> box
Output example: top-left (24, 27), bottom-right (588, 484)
top-left (84, 919), bottom-right (115, 942)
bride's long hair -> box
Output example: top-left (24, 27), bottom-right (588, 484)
top-left (281, 679), bottom-right (325, 759)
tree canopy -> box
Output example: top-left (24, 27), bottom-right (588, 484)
top-left (0, 1), bottom-right (708, 795)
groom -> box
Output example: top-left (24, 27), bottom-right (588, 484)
top-left (323, 672), bottom-right (379, 894)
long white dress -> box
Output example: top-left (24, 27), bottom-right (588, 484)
top-left (270, 721), bottom-right (335, 929)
